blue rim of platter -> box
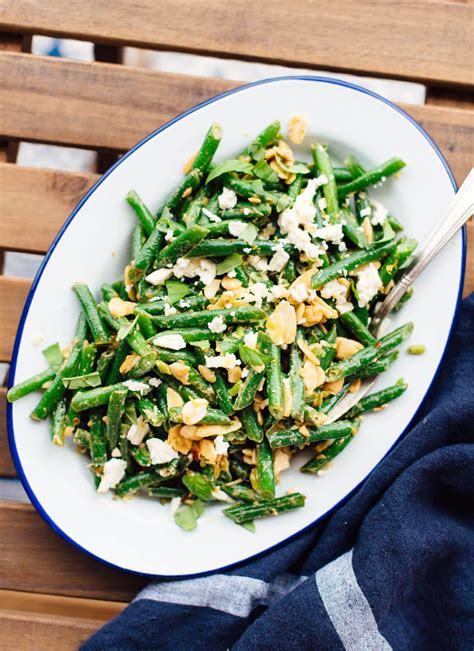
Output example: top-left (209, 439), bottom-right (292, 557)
top-left (7, 75), bottom-right (466, 579)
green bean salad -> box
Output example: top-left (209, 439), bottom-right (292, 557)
top-left (8, 118), bottom-right (417, 531)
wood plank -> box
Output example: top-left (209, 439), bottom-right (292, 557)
top-left (0, 501), bottom-right (147, 600)
top-left (0, 163), bottom-right (98, 253)
top-left (0, 389), bottom-right (15, 478)
top-left (0, 276), bottom-right (30, 362)
top-left (0, 0), bottom-right (472, 86)
top-left (0, 610), bottom-right (101, 650)
top-left (0, 53), bottom-right (472, 178)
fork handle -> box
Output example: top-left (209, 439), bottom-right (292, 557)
top-left (374, 168), bottom-right (474, 328)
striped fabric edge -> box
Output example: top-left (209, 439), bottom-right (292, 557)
top-left (316, 549), bottom-right (392, 651)
top-left (134, 572), bottom-right (307, 618)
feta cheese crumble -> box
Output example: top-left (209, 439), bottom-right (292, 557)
top-left (267, 243), bottom-right (289, 272)
top-left (172, 257), bottom-right (216, 285)
top-left (205, 353), bottom-right (241, 369)
top-left (208, 316), bottom-right (227, 333)
top-left (214, 435), bottom-right (230, 456)
top-left (97, 459), bottom-right (127, 494)
top-left (153, 334), bottom-right (187, 350)
top-left (228, 221), bottom-right (247, 237)
top-left (370, 200), bottom-right (389, 226)
top-left (146, 438), bottom-right (179, 465)
top-left (202, 207), bottom-right (221, 223)
top-left (320, 279), bottom-right (353, 314)
top-left (356, 263), bottom-right (383, 307)
top-left (218, 187), bottom-right (238, 210)
top-left (314, 223), bottom-right (344, 243)
top-left (243, 331), bottom-right (258, 349)
top-left (122, 380), bottom-right (150, 395)
top-left (127, 416), bottom-right (150, 445)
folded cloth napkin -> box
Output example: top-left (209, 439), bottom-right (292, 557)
top-left (83, 295), bottom-right (474, 651)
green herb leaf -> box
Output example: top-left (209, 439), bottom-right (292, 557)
top-left (182, 472), bottom-right (214, 501)
top-left (206, 160), bottom-right (253, 184)
top-left (165, 280), bottom-right (191, 305)
top-left (253, 159), bottom-right (279, 184)
top-left (238, 345), bottom-right (270, 368)
top-left (228, 381), bottom-right (242, 397)
top-left (216, 254), bottom-right (244, 275)
top-left (191, 340), bottom-right (211, 350)
top-left (376, 219), bottom-right (395, 243)
top-left (62, 372), bottom-right (102, 390)
top-left (217, 334), bottom-right (242, 354)
top-left (42, 342), bottom-right (63, 372)
top-left (239, 224), bottom-right (258, 245)
top-left (173, 504), bottom-right (197, 531)
top-left (249, 179), bottom-right (266, 196)
top-left (117, 316), bottom-right (138, 341)
top-left (191, 499), bottom-right (205, 518)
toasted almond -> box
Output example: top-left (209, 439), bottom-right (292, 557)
top-left (289, 266), bottom-right (319, 291)
top-left (256, 410), bottom-right (264, 426)
top-left (182, 186), bottom-right (193, 198)
top-left (204, 278), bottom-right (221, 299)
top-left (108, 296), bottom-right (136, 318)
top-left (242, 448), bottom-right (257, 465)
top-left (167, 425), bottom-right (193, 454)
top-left (198, 365), bottom-right (216, 383)
top-left (361, 217), bottom-right (373, 244)
top-left (297, 338), bottom-right (321, 366)
top-left (264, 146), bottom-right (277, 160)
top-left (169, 362), bottom-right (190, 385)
top-left (119, 353), bottom-right (140, 374)
top-left (288, 115), bottom-right (307, 144)
top-left (181, 398), bottom-right (209, 425)
top-left (300, 360), bottom-right (326, 394)
top-left (227, 366), bottom-right (242, 384)
top-left (267, 300), bottom-right (297, 345)
top-left (295, 302), bottom-right (306, 324)
top-left (270, 158), bottom-right (290, 180)
top-left (182, 150), bottom-right (197, 174)
top-left (273, 447), bottom-right (292, 481)
top-left (335, 337), bottom-right (364, 360)
top-left (167, 387), bottom-right (184, 409)
top-left (196, 439), bottom-right (217, 464)
top-left (284, 173), bottom-right (297, 185)
top-left (248, 196), bottom-right (261, 204)
top-left (282, 377), bottom-right (293, 418)
top-left (221, 276), bottom-right (242, 291)
top-left (350, 378), bottom-right (362, 393)
top-left (312, 295), bottom-right (338, 319)
top-left (324, 379), bottom-right (345, 395)
top-left (298, 424), bottom-right (310, 437)
top-left (302, 305), bottom-right (324, 327)
top-left (276, 140), bottom-right (295, 163)
top-left (181, 419), bottom-right (241, 440)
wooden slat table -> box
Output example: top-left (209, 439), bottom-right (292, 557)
top-left (0, 2), bottom-right (472, 647)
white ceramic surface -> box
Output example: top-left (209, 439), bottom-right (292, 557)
top-left (8, 77), bottom-right (462, 576)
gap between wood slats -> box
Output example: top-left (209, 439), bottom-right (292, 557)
top-left (0, 501), bottom-right (147, 600)
top-left (0, 0), bottom-right (472, 86)
top-left (0, 52), bottom-right (473, 167)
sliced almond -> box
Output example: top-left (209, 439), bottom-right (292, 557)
top-left (108, 297), bottom-right (136, 318)
top-left (267, 300), bottom-right (297, 345)
top-left (270, 158), bottom-right (290, 180)
top-left (221, 276), bottom-right (242, 291)
top-left (297, 338), bottom-right (321, 366)
top-left (273, 447), bottom-right (292, 481)
top-left (169, 362), bottom-right (190, 385)
top-left (361, 217), bottom-right (373, 244)
top-left (182, 150), bottom-right (197, 175)
top-left (289, 266), bottom-right (320, 291)
top-left (180, 418), bottom-right (241, 440)
top-left (350, 378), bottom-right (362, 393)
top-left (276, 140), bottom-right (295, 163)
top-left (288, 115), bottom-right (307, 145)
top-left (204, 278), bottom-right (221, 299)
top-left (119, 353), bottom-right (140, 374)
top-left (242, 448), bottom-right (257, 466)
top-left (227, 366), bottom-right (242, 384)
top-left (335, 337), bottom-right (364, 360)
top-left (197, 439), bottom-right (217, 465)
top-left (167, 425), bottom-right (193, 454)
top-left (282, 377), bottom-right (293, 418)
top-left (300, 360), bottom-right (326, 394)
top-left (198, 365), bottom-right (216, 383)
top-left (167, 387), bottom-right (184, 409)
top-left (298, 424), bottom-right (310, 437)
top-left (324, 378), bottom-right (345, 395)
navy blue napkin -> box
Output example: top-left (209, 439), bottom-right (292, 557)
top-left (83, 294), bottom-right (474, 651)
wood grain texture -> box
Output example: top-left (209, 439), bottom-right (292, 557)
top-left (0, 276), bottom-right (30, 362)
top-left (0, 501), bottom-right (147, 600)
top-left (0, 163), bottom-right (98, 253)
top-left (0, 610), bottom-right (101, 650)
top-left (0, 0), bottom-right (472, 86)
top-left (0, 389), bottom-right (15, 478)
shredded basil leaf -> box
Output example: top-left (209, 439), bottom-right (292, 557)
top-left (206, 160), bottom-right (253, 184)
top-left (216, 253), bottom-right (244, 275)
top-left (62, 372), bottom-right (102, 390)
top-left (42, 342), bottom-right (63, 372)
top-left (253, 160), bottom-right (279, 184)
top-left (165, 280), bottom-right (191, 305)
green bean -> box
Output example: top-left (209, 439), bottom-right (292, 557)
top-left (71, 383), bottom-right (127, 412)
top-left (379, 238), bottom-right (418, 286)
top-left (288, 343), bottom-right (305, 420)
top-left (192, 123), bottom-right (222, 175)
top-left (31, 338), bottom-right (83, 420)
top-left (312, 143), bottom-right (339, 223)
top-left (137, 294), bottom-right (208, 315)
top-left (220, 482), bottom-right (259, 503)
top-left (333, 167), bottom-right (354, 183)
top-left (241, 406), bottom-right (264, 442)
top-left (320, 384), bottom-right (350, 414)
top-left (303, 405), bottom-right (328, 426)
top-left (317, 325), bottom-right (337, 370)
top-left (72, 283), bottom-right (109, 343)
top-left (340, 312), bottom-right (376, 346)
top-left (256, 438), bottom-right (275, 500)
top-left (133, 225), bottom-right (164, 277)
top-left (213, 371), bottom-right (234, 416)
top-left (97, 349), bottom-right (115, 381)
top-left (351, 351), bottom-right (399, 379)
top-left (101, 283), bottom-right (118, 302)
top-left (169, 404), bottom-right (230, 425)
top-left (311, 241), bottom-right (396, 289)
top-left (106, 389), bottom-right (128, 452)
top-left (344, 154), bottom-right (365, 178)
top-left (126, 190), bottom-right (156, 237)
top-left (158, 327), bottom-right (223, 343)
top-left (136, 310), bottom-right (157, 339)
top-left (346, 380), bottom-right (407, 418)
top-left (337, 158), bottom-right (406, 199)
top-left (111, 279), bottom-right (128, 301)
top-left (234, 369), bottom-right (265, 411)
top-left (50, 398), bottom-right (67, 446)
top-left (151, 306), bottom-right (266, 330)
top-left (137, 398), bottom-right (164, 427)
top-left (340, 207), bottom-right (369, 249)
top-left (115, 471), bottom-right (161, 497)
top-left (7, 367), bottom-right (56, 403)
top-left (89, 411), bottom-right (107, 465)
top-left (377, 322), bottom-right (414, 355)
top-left (267, 420), bottom-right (353, 448)
top-left (148, 485), bottom-right (186, 499)
top-left (224, 492), bottom-right (305, 523)
top-left (221, 202), bottom-right (272, 220)
top-left (154, 225), bottom-right (208, 269)
top-left (73, 428), bottom-right (90, 451)
top-left (130, 445), bottom-right (152, 467)
top-left (259, 334), bottom-right (284, 420)
top-left (105, 340), bottom-right (129, 385)
top-left (300, 435), bottom-right (353, 473)
top-left (224, 176), bottom-right (289, 211)
top-left (242, 120), bottom-right (281, 159)
top-left (154, 347), bottom-right (199, 366)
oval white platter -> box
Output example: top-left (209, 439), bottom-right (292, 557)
top-left (8, 77), bottom-right (463, 577)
